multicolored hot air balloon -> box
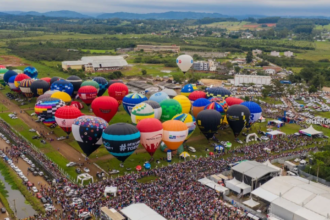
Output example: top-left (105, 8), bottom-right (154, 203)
top-left (143, 100), bottom-right (162, 120)
top-left (241, 101), bottom-right (262, 124)
top-left (189, 91), bottom-right (206, 102)
top-left (191, 98), bottom-right (210, 118)
top-left (93, 77), bottom-right (109, 97)
top-left (173, 95), bottom-right (191, 114)
top-left (0, 65), bottom-right (6, 69)
top-left (8, 75), bottom-right (19, 92)
top-left (227, 105), bottom-right (250, 137)
top-left (23, 66), bottom-right (38, 79)
top-left (66, 75), bottom-right (82, 97)
top-left (19, 78), bottom-right (34, 98)
top-left (176, 55), bottom-right (193, 74)
top-left (102, 123), bottom-right (140, 163)
top-left (4, 70), bottom-right (17, 84)
top-left (78, 86), bottom-right (97, 106)
top-left (225, 97), bottom-right (244, 106)
top-left (51, 91), bottom-right (72, 104)
top-left (181, 84), bottom-right (195, 97)
top-left (108, 83), bottom-right (128, 105)
top-left (91, 96), bottom-right (118, 122)
top-left (72, 116), bottom-right (108, 156)
top-left (0, 68), bottom-right (8, 74)
top-left (137, 118), bottom-right (163, 157)
top-left (162, 120), bottom-right (188, 150)
top-left (50, 77), bottom-right (61, 86)
top-left (14, 74), bottom-right (30, 89)
top-left (30, 80), bottom-right (49, 97)
top-left (51, 79), bottom-right (74, 96)
top-left (34, 98), bottom-right (65, 127)
top-left (55, 106), bottom-right (83, 134)
top-left (149, 92), bottom-right (169, 104)
top-left (206, 87), bottom-right (231, 98)
top-left (81, 80), bottom-right (99, 92)
top-left (122, 93), bottom-right (148, 116)
top-left (162, 89), bottom-right (177, 98)
top-left (131, 103), bottom-right (154, 125)
top-left (219, 99), bottom-right (228, 112)
top-left (204, 102), bottom-right (224, 115)
top-left (172, 113), bottom-right (196, 139)
top-left (160, 99), bottom-right (182, 122)
top-left (196, 109), bottom-right (222, 140)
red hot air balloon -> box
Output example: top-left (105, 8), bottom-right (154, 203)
top-left (55, 106), bottom-right (83, 134)
top-left (225, 97), bottom-right (244, 106)
top-left (40, 77), bottom-right (51, 84)
top-left (78, 86), bottom-right (97, 106)
top-left (108, 83), bottom-right (128, 105)
top-left (137, 118), bottom-right (163, 157)
top-left (91, 96), bottom-right (118, 122)
top-left (189, 91), bottom-right (206, 102)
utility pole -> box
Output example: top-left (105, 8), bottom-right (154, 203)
top-left (317, 165), bottom-right (319, 182)
top-left (13, 199), bottom-right (17, 213)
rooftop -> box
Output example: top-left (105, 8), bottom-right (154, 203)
top-left (232, 160), bottom-right (279, 179)
top-left (120, 203), bottom-right (166, 220)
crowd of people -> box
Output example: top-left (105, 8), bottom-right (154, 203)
top-left (0, 118), bottom-right (326, 220)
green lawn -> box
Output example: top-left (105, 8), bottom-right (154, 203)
top-left (257, 97), bottom-right (283, 105)
top-left (81, 49), bottom-right (115, 54)
top-left (295, 41), bottom-right (330, 62)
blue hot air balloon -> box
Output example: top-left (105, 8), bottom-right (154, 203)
top-left (50, 79), bottom-right (74, 96)
top-left (206, 87), bottom-right (231, 98)
top-left (149, 92), bottom-right (169, 104)
top-left (122, 93), bottom-right (148, 115)
top-left (24, 66), bottom-right (38, 79)
top-left (8, 75), bottom-right (19, 92)
top-left (191, 98), bottom-right (211, 118)
top-left (102, 123), bottom-right (141, 163)
top-left (93, 77), bottom-right (109, 97)
top-left (241, 101), bottom-right (262, 124)
top-left (4, 70), bottom-right (17, 84)
top-left (181, 84), bottom-right (195, 97)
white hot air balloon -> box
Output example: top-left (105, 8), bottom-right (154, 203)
top-left (176, 55), bottom-right (193, 74)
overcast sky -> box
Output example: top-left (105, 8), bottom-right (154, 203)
top-left (2, 0), bottom-right (330, 16)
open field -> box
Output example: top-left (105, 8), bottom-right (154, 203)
top-left (81, 49), bottom-right (115, 54)
top-left (295, 41), bottom-right (330, 61)
top-left (189, 21), bottom-right (265, 31)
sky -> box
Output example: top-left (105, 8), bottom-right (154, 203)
top-left (2, 0), bottom-right (330, 16)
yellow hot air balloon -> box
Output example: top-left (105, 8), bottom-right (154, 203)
top-left (173, 95), bottom-right (191, 114)
top-left (51, 91), bottom-right (72, 103)
top-left (162, 120), bottom-right (188, 150)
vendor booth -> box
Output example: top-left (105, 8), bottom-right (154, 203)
top-left (299, 125), bottom-right (323, 137)
top-left (104, 186), bottom-right (118, 197)
top-left (266, 130), bottom-right (285, 139)
top-left (268, 120), bottom-right (284, 128)
top-left (198, 178), bottom-right (230, 195)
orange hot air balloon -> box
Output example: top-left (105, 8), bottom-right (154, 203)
top-left (162, 120), bottom-right (188, 150)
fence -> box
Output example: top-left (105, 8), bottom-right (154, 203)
top-left (270, 153), bottom-right (305, 164)
top-left (298, 168), bottom-right (330, 186)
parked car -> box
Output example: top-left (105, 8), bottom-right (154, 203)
top-left (75, 168), bottom-right (81, 174)
top-left (36, 193), bottom-right (42, 199)
top-left (260, 136), bottom-right (269, 141)
top-left (27, 181), bottom-right (33, 187)
top-left (1, 207), bottom-right (6, 213)
top-left (83, 167), bottom-right (90, 173)
top-left (66, 162), bottom-right (77, 167)
top-left (40, 197), bottom-right (48, 204)
top-left (57, 136), bottom-right (66, 141)
top-left (32, 186), bottom-right (38, 193)
top-left (188, 146), bottom-right (196, 153)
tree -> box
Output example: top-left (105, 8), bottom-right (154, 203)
top-left (308, 85), bottom-right (317, 94)
top-left (141, 69), bottom-right (147, 75)
top-left (311, 74), bottom-right (324, 89)
top-left (287, 85), bottom-right (295, 97)
top-left (234, 66), bottom-right (240, 73)
top-left (261, 88), bottom-right (270, 99)
top-left (299, 68), bottom-right (314, 83)
top-left (244, 96), bottom-right (250, 101)
top-left (246, 51), bottom-right (253, 63)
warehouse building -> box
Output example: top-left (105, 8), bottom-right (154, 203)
top-left (126, 81), bottom-right (159, 95)
top-left (120, 203), bottom-right (166, 220)
top-left (231, 75), bottom-right (271, 86)
top-left (134, 45), bottom-right (180, 53)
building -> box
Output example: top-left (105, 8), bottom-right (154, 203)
top-left (193, 61), bottom-right (209, 71)
top-left (252, 49), bottom-right (262, 56)
top-left (182, 51), bottom-right (228, 58)
top-left (270, 51), bottom-right (280, 57)
top-left (208, 59), bottom-right (217, 71)
top-left (252, 176), bottom-right (330, 220)
top-left (233, 75), bottom-right (271, 86)
top-left (100, 207), bottom-right (125, 220)
top-left (126, 81), bottom-right (159, 95)
top-left (231, 58), bottom-right (246, 65)
top-left (62, 56), bottom-right (128, 72)
top-left (120, 203), bottom-right (166, 220)
top-left (134, 45), bottom-right (180, 53)
top-left (264, 69), bottom-right (276, 75)
top-left (284, 51), bottom-right (294, 57)
top-left (262, 66), bottom-right (282, 73)
top-left (116, 48), bottom-right (134, 53)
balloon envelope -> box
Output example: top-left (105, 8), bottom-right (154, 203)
top-left (172, 113), bottom-right (196, 139)
top-left (72, 116), bottom-right (108, 156)
top-left (143, 100), bottom-right (162, 120)
top-left (160, 99), bottom-right (182, 122)
top-left (51, 79), bottom-right (74, 96)
top-left (55, 106), bottom-right (83, 134)
top-left (8, 75), bottom-right (19, 92)
top-left (23, 66), bottom-right (38, 78)
top-left (176, 55), bottom-right (193, 73)
top-left (51, 91), bottom-right (72, 103)
top-left (149, 92), bottom-right (169, 104)
top-left (122, 93), bottom-right (148, 115)
top-left (91, 96), bottom-right (118, 122)
top-left (137, 118), bottom-right (163, 157)
top-left (50, 77), bottom-right (61, 86)
top-left (81, 80), bottom-right (99, 92)
top-left (206, 87), bottom-right (231, 98)
top-left (191, 98), bottom-right (211, 118)
top-left (189, 91), bottom-right (207, 101)
top-left (131, 103), bottom-right (154, 125)
top-left (34, 98), bottom-right (65, 127)
top-left (162, 89), bottom-right (177, 98)
top-left (19, 78), bottom-right (34, 98)
top-left (78, 86), bottom-right (97, 106)
top-left (40, 77), bottom-right (51, 84)
top-left (93, 77), bottom-right (109, 97)
top-left (181, 84), bottom-right (195, 97)
top-left (204, 102), bottom-right (224, 115)
top-left (102, 123), bottom-right (140, 162)
top-left (67, 75), bottom-right (82, 97)
top-left (162, 120), bottom-right (188, 150)
top-left (108, 83), bottom-right (128, 104)
top-left (241, 101), bottom-right (262, 124)
top-left (14, 74), bottom-right (30, 88)
top-left (226, 97), bottom-right (244, 106)
top-left (196, 109), bottom-right (222, 139)
top-left (31, 80), bottom-right (50, 97)
top-left (227, 105), bottom-right (250, 137)
top-left (4, 70), bottom-right (17, 84)
top-left (173, 95), bottom-right (191, 114)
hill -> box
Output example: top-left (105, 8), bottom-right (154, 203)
top-left (2, 10), bottom-right (90, 18)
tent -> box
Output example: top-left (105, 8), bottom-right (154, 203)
top-left (258, 116), bottom-right (266, 123)
top-left (77, 173), bottom-right (94, 185)
top-left (243, 198), bottom-right (260, 208)
top-left (299, 125), bottom-right (323, 137)
top-left (104, 186), bottom-right (117, 197)
top-left (262, 160), bottom-right (282, 175)
top-left (268, 120), bottom-right (284, 128)
top-left (246, 133), bottom-right (258, 143)
top-left (198, 178), bottom-right (230, 195)
top-left (225, 178), bottom-right (251, 195)
top-left (266, 130), bottom-right (285, 139)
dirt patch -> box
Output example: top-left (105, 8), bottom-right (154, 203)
top-left (200, 79), bottom-right (223, 87)
top-left (243, 24), bottom-right (260, 28)
top-left (323, 87), bottom-right (330, 92)
top-left (0, 55), bottom-right (29, 67)
top-left (266, 23), bottom-right (277, 27)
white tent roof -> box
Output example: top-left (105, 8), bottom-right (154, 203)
top-left (269, 120), bottom-right (284, 124)
top-left (299, 125), bottom-right (323, 136)
top-left (266, 130), bottom-right (286, 136)
top-left (243, 198), bottom-right (260, 208)
top-left (120, 203), bottom-right (166, 220)
top-left (225, 178), bottom-right (251, 195)
top-left (198, 178), bottom-right (229, 193)
top-left (232, 160), bottom-right (279, 179)
top-left (252, 187), bottom-right (278, 202)
top-left (262, 160), bottom-right (282, 173)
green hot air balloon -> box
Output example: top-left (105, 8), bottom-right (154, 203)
top-left (227, 105), bottom-right (250, 137)
top-left (160, 99), bottom-right (182, 122)
top-left (81, 80), bottom-right (100, 92)
top-left (196, 109), bottom-right (222, 140)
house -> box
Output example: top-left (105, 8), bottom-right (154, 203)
top-left (262, 66), bottom-right (282, 73)
top-left (134, 45), bottom-right (180, 53)
top-left (264, 69), bottom-right (276, 75)
top-left (284, 51), bottom-right (294, 57)
top-left (231, 58), bottom-right (246, 65)
top-left (270, 51), bottom-right (280, 57)
top-left (252, 49), bottom-right (262, 56)
top-left (233, 75), bottom-right (271, 86)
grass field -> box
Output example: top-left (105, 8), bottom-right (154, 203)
top-left (189, 21), bottom-right (257, 31)
top-left (295, 41), bottom-right (330, 61)
top-left (81, 49), bottom-right (115, 54)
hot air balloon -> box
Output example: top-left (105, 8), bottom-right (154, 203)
top-left (23, 66), bottom-right (38, 79)
top-left (206, 87), bottom-right (231, 98)
top-left (78, 86), bottom-right (97, 106)
top-left (131, 103), bottom-right (154, 125)
top-left (4, 70), bottom-right (17, 84)
top-left (19, 78), bottom-right (34, 98)
top-left (66, 75), bottom-right (82, 97)
top-left (81, 80), bottom-right (99, 92)
top-left (173, 95), bottom-right (191, 114)
top-left (241, 101), bottom-right (262, 124)
top-left (70, 101), bottom-right (84, 110)
top-left (143, 100), bottom-right (162, 120)
top-left (93, 77), bottom-right (109, 97)
top-left (162, 120), bottom-right (188, 150)
top-left (37, 94), bottom-right (52, 102)
top-left (225, 97), bottom-right (244, 106)
top-left (181, 84), bottom-right (195, 97)
top-left (108, 80), bottom-right (123, 87)
top-left (91, 96), bottom-right (118, 122)
top-left (34, 98), bottom-right (65, 127)
top-left (227, 105), bottom-right (250, 137)
top-left (30, 80), bottom-right (49, 97)
top-left (189, 91), bottom-right (206, 102)
top-left (0, 73), bottom-right (5, 86)
top-left (172, 113), bottom-right (196, 139)
top-left (219, 99), bottom-right (229, 112)
top-left (160, 99), bottom-right (182, 122)
top-left (204, 102), bottom-right (224, 115)
top-left (149, 92), bottom-right (169, 104)
top-left (40, 77), bottom-right (51, 84)
top-left (176, 55), bottom-right (193, 74)
top-left (51, 91), bottom-right (72, 104)
top-left (13, 69), bottom-right (23, 74)
top-left (0, 68), bottom-right (8, 74)
top-left (137, 118), bottom-right (163, 157)
top-left (208, 97), bottom-right (222, 103)
top-left (50, 77), bottom-right (61, 86)
top-left (55, 106), bottom-right (83, 134)
top-left (45, 90), bottom-right (60, 95)
top-left (122, 93), bottom-right (148, 115)
top-left (8, 75), bottom-right (19, 92)
top-left (162, 89), bottom-right (177, 98)
top-left (0, 65), bottom-right (5, 69)
top-left (14, 74), bottom-right (30, 88)
top-left (72, 116), bottom-right (108, 156)
top-left (102, 123), bottom-right (140, 163)
top-left (108, 83), bottom-right (128, 105)
top-left (191, 98), bottom-right (211, 118)
top-left (51, 79), bottom-right (74, 96)
top-left (196, 110), bottom-right (222, 139)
